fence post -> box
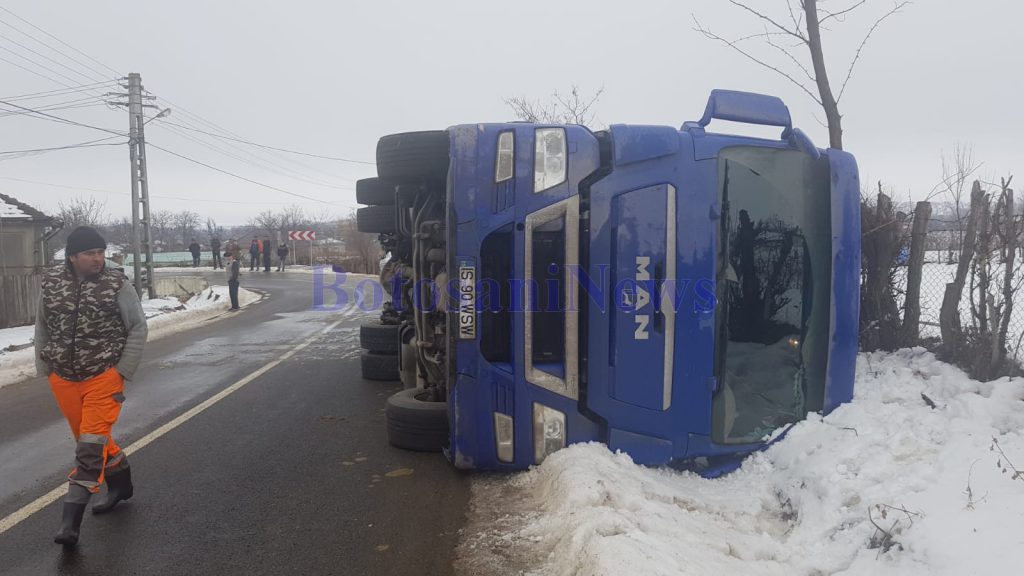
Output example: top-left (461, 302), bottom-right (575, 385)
top-left (900, 201), bottom-right (932, 347)
top-left (940, 181), bottom-right (986, 362)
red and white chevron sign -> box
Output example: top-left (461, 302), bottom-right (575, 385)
top-left (288, 230), bottom-right (316, 241)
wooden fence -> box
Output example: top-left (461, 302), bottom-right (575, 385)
top-left (0, 273), bottom-right (40, 329)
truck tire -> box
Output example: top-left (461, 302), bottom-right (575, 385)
top-left (360, 322), bottom-right (399, 354)
top-left (356, 177), bottom-right (395, 206)
top-left (385, 388), bottom-right (449, 452)
top-left (356, 205), bottom-right (396, 234)
top-left (361, 351), bottom-right (399, 381)
top-left (376, 131), bottom-right (450, 183)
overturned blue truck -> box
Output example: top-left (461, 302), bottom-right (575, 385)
top-left (355, 90), bottom-right (860, 474)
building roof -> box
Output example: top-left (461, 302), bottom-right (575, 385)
top-left (0, 193), bottom-right (54, 222)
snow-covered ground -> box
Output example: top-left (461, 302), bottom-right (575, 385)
top-left (458, 350), bottom-right (1024, 576)
top-left (0, 285), bottom-right (260, 390)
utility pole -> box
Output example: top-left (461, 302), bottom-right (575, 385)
top-left (109, 73), bottom-right (158, 299)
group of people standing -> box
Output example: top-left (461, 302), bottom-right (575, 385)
top-left (247, 236), bottom-right (289, 273)
top-left (186, 236), bottom-right (290, 272)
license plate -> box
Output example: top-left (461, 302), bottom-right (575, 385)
top-left (458, 265), bottom-right (476, 339)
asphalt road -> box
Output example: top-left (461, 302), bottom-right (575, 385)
top-left (0, 269), bottom-right (470, 576)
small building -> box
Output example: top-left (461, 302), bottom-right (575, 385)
top-left (0, 193), bottom-right (59, 273)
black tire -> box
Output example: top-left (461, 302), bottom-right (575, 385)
top-left (360, 322), bottom-right (399, 354)
top-left (361, 351), bottom-right (399, 381)
top-left (376, 131), bottom-right (450, 183)
top-left (385, 388), bottom-right (449, 452)
top-left (356, 205), bottom-right (396, 234)
top-left (356, 177), bottom-right (395, 206)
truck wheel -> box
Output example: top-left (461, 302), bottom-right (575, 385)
top-left (360, 322), bottom-right (399, 354)
top-left (376, 131), bottom-right (450, 183)
top-left (356, 205), bottom-right (396, 234)
top-left (361, 351), bottom-right (399, 381)
top-left (385, 388), bottom-right (449, 452)
top-left (356, 177), bottom-right (395, 206)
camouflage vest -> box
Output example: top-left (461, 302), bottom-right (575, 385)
top-left (40, 264), bottom-right (129, 381)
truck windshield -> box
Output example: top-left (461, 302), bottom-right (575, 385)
top-left (712, 147), bottom-right (832, 444)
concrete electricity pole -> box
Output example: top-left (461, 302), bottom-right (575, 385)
top-left (109, 73), bottom-right (157, 299)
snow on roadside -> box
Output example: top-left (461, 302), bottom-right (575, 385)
top-left (459, 350), bottom-right (1024, 576)
top-left (0, 285), bottom-right (260, 389)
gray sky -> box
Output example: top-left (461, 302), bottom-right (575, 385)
top-left (0, 0), bottom-right (1020, 227)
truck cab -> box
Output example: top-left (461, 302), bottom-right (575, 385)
top-left (356, 90), bottom-right (860, 473)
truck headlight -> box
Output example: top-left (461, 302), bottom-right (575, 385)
top-left (494, 412), bottom-right (514, 463)
top-left (495, 131), bottom-right (514, 183)
top-left (534, 128), bottom-right (566, 193)
top-left (533, 403), bottom-right (566, 464)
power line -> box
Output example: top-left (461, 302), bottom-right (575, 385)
top-left (0, 79), bottom-right (113, 102)
top-left (0, 136), bottom-right (124, 157)
top-left (0, 28), bottom-right (108, 85)
top-left (151, 94), bottom-right (370, 182)
top-left (0, 41), bottom-right (96, 88)
top-left (152, 121), bottom-right (356, 190)
top-left (0, 97), bottom-right (126, 136)
top-left (158, 120), bottom-right (375, 165)
top-left (0, 52), bottom-right (76, 88)
top-left (147, 141), bottom-right (334, 205)
top-left (0, 176), bottom-right (311, 206)
top-left (0, 7), bottom-right (121, 79)
top-left (0, 95), bottom-right (108, 118)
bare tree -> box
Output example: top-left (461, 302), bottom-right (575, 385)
top-left (172, 210), bottom-right (201, 249)
top-left (339, 213), bottom-right (380, 274)
top-left (505, 85), bottom-right (605, 128)
top-left (694, 0), bottom-right (909, 149)
top-left (150, 209), bottom-right (174, 250)
top-left (205, 217), bottom-right (224, 241)
top-left (249, 210), bottom-right (282, 239)
top-left (52, 196), bottom-right (109, 250)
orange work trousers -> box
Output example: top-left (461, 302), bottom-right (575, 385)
top-left (48, 367), bottom-right (128, 503)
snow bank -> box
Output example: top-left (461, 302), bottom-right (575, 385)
top-left (0, 285), bottom-right (260, 389)
top-left (461, 350), bottom-right (1024, 576)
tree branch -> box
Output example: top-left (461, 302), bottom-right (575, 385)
top-left (819, 0), bottom-right (868, 24)
top-left (837, 1), bottom-right (911, 103)
top-left (727, 0), bottom-right (808, 42)
top-left (763, 27), bottom-right (817, 83)
top-left (693, 16), bottom-right (822, 105)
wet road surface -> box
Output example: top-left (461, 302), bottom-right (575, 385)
top-left (0, 270), bottom-right (470, 576)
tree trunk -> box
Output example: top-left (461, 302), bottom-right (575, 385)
top-left (900, 201), bottom-right (932, 347)
top-left (995, 188), bottom-right (1016, 374)
top-left (861, 192), bottom-right (901, 351)
top-left (939, 181), bottom-right (986, 362)
top-left (804, 0), bottom-right (843, 149)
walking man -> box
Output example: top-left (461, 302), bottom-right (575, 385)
top-left (188, 238), bottom-right (201, 267)
top-left (277, 243), bottom-right (289, 271)
top-left (210, 236), bottom-right (222, 269)
top-left (35, 226), bottom-right (147, 546)
top-left (227, 253), bottom-right (241, 310)
top-left (249, 237), bottom-right (260, 271)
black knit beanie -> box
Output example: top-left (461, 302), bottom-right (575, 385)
top-left (66, 226), bottom-right (107, 256)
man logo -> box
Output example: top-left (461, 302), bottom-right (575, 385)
top-left (634, 256), bottom-right (651, 340)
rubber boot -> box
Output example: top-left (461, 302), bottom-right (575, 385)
top-left (54, 502), bottom-right (87, 546)
top-left (92, 466), bottom-right (134, 515)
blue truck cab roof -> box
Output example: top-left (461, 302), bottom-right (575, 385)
top-left (445, 90), bottom-right (860, 474)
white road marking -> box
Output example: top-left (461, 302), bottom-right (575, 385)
top-left (0, 318), bottom-right (345, 536)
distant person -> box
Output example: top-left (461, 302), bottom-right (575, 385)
top-left (188, 238), bottom-right (201, 267)
top-left (227, 253), bottom-right (241, 311)
top-left (210, 237), bottom-right (222, 269)
top-left (277, 243), bottom-right (289, 271)
top-left (249, 238), bottom-right (260, 271)
top-left (35, 226), bottom-right (147, 546)
top-left (262, 236), bottom-right (273, 272)
top-left (226, 238), bottom-right (241, 261)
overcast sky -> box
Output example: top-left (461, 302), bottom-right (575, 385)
top-left (0, 0), bottom-right (1019, 228)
